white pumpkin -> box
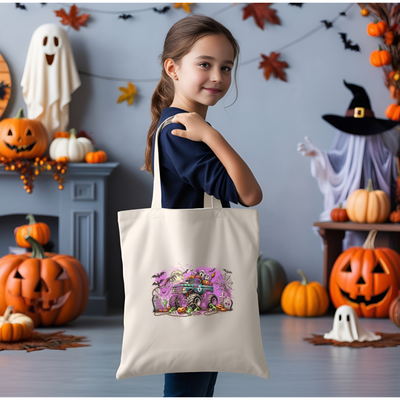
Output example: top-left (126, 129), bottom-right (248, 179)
top-left (49, 128), bottom-right (93, 162)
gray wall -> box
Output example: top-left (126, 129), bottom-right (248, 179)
top-left (0, 3), bottom-right (394, 308)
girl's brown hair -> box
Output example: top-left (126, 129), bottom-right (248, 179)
top-left (141, 14), bottom-right (240, 175)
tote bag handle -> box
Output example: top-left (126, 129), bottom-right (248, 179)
top-left (151, 115), bottom-right (222, 209)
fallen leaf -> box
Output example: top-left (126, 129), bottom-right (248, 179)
top-left (259, 52), bottom-right (289, 82)
top-left (174, 3), bottom-right (194, 13)
top-left (243, 3), bottom-right (280, 30)
top-left (54, 4), bottom-right (90, 31)
top-left (117, 82), bottom-right (137, 105)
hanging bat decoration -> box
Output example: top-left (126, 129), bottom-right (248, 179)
top-left (0, 81), bottom-right (10, 101)
top-left (289, 3), bottom-right (303, 7)
top-left (339, 33), bottom-right (361, 52)
top-left (119, 14), bottom-right (133, 20)
top-left (223, 269), bottom-right (232, 274)
top-left (209, 268), bottom-right (216, 273)
top-left (321, 20), bottom-right (333, 29)
top-left (340, 11), bottom-right (346, 16)
top-left (183, 269), bottom-right (189, 274)
top-left (153, 6), bottom-right (170, 14)
top-left (151, 272), bottom-right (166, 279)
top-left (16, 3), bottom-right (26, 10)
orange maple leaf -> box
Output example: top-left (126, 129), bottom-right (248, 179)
top-left (259, 52), bottom-right (289, 82)
top-left (243, 3), bottom-right (280, 30)
top-left (54, 4), bottom-right (90, 31)
top-left (174, 3), bottom-right (194, 13)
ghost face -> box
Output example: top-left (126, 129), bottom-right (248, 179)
top-left (323, 305), bottom-right (381, 342)
top-left (30, 24), bottom-right (66, 68)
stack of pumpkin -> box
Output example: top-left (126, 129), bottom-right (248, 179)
top-left (0, 213), bottom-right (89, 342)
top-left (330, 178), bottom-right (400, 224)
top-left (0, 108), bottom-right (107, 163)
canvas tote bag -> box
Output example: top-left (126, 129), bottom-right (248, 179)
top-left (116, 115), bottom-right (270, 380)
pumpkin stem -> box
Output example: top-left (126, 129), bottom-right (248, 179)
top-left (363, 230), bottom-right (378, 249)
top-left (297, 269), bottom-right (308, 285)
top-left (3, 305), bottom-right (14, 321)
top-left (338, 203), bottom-right (343, 209)
top-left (378, 44), bottom-right (382, 51)
top-left (25, 213), bottom-right (37, 225)
top-left (16, 108), bottom-right (25, 119)
top-left (25, 233), bottom-right (47, 259)
top-left (366, 178), bottom-right (374, 192)
top-left (69, 128), bottom-right (77, 138)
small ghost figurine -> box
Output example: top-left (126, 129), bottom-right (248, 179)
top-left (324, 305), bottom-right (382, 342)
top-left (21, 23), bottom-right (81, 143)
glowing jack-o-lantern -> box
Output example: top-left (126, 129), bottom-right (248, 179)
top-left (0, 234), bottom-right (89, 327)
top-left (329, 230), bottom-right (400, 318)
top-left (0, 108), bottom-right (48, 159)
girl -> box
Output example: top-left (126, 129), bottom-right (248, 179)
top-left (141, 14), bottom-right (263, 397)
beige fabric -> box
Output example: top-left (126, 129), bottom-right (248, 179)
top-left (116, 116), bottom-right (270, 380)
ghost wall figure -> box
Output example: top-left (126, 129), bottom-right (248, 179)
top-left (324, 305), bottom-right (382, 342)
top-left (21, 23), bottom-right (81, 143)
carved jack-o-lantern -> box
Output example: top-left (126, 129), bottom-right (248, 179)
top-left (177, 307), bottom-right (186, 314)
top-left (0, 108), bottom-right (48, 159)
top-left (0, 235), bottom-right (89, 326)
top-left (329, 230), bottom-right (400, 317)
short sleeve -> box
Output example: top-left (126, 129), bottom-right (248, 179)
top-left (160, 122), bottom-right (239, 205)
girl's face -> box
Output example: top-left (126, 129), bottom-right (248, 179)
top-left (169, 35), bottom-right (235, 115)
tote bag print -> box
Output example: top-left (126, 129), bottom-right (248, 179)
top-left (116, 115), bottom-right (270, 380)
top-left (152, 265), bottom-right (234, 315)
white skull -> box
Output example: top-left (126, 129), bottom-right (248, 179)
top-left (323, 305), bottom-right (381, 342)
top-left (204, 273), bottom-right (210, 281)
top-left (199, 270), bottom-right (205, 279)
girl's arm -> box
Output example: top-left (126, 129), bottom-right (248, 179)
top-left (171, 112), bottom-right (263, 207)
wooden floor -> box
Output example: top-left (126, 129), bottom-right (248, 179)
top-left (1, 307), bottom-right (399, 397)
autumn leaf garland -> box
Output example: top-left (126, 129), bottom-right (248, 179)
top-left (243, 3), bottom-right (281, 30)
top-left (54, 4), bottom-right (90, 31)
top-left (259, 52), bottom-right (289, 82)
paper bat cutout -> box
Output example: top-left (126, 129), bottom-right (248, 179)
top-left (119, 14), bottom-right (133, 20)
top-left (289, 3), bottom-right (303, 7)
top-left (151, 272), bottom-right (166, 279)
top-left (321, 20), bottom-right (333, 29)
top-left (183, 269), bottom-right (189, 274)
top-left (16, 3), bottom-right (26, 10)
top-left (339, 33), bottom-right (361, 52)
top-left (223, 269), bottom-right (232, 274)
top-left (153, 6), bottom-right (170, 13)
top-left (340, 11), bottom-right (346, 16)
top-left (209, 268), bottom-right (216, 273)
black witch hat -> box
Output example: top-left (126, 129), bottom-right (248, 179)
top-left (322, 80), bottom-right (399, 135)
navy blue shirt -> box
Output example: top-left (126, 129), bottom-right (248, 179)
top-left (151, 107), bottom-right (239, 209)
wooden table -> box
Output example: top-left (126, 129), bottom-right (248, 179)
top-left (313, 221), bottom-right (400, 290)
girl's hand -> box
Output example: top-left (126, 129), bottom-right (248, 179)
top-left (170, 112), bottom-right (213, 142)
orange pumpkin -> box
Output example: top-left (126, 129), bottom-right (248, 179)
top-left (14, 214), bottom-right (51, 248)
top-left (330, 203), bottom-right (349, 222)
top-left (329, 230), bottom-right (400, 318)
top-left (386, 103), bottom-right (400, 120)
top-left (384, 31), bottom-right (395, 46)
top-left (281, 269), bottom-right (330, 317)
top-left (346, 179), bottom-right (390, 223)
top-left (360, 8), bottom-right (370, 17)
top-left (390, 205), bottom-right (400, 223)
top-left (370, 46), bottom-right (392, 67)
top-left (0, 305), bottom-right (34, 342)
top-left (0, 108), bottom-right (48, 159)
top-left (389, 84), bottom-right (400, 101)
top-left (85, 150), bottom-right (107, 163)
top-left (389, 290), bottom-right (400, 327)
top-left (0, 234), bottom-right (89, 327)
top-left (177, 307), bottom-right (186, 314)
top-left (367, 20), bottom-right (388, 36)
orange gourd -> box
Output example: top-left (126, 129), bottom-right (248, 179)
top-left (85, 150), bottom-right (107, 163)
top-left (0, 305), bottom-right (34, 342)
top-left (346, 179), bottom-right (390, 223)
top-left (0, 108), bottom-right (48, 159)
top-left (330, 203), bottom-right (349, 222)
top-left (390, 205), bottom-right (400, 223)
top-left (280, 269), bottom-right (329, 317)
top-left (367, 20), bottom-right (388, 36)
top-left (329, 230), bottom-right (400, 318)
top-left (370, 45), bottom-right (392, 67)
top-left (14, 214), bottom-right (51, 248)
top-left (0, 234), bottom-right (89, 327)
top-left (386, 103), bottom-right (400, 120)
top-left (360, 8), bottom-right (370, 17)
top-left (389, 290), bottom-right (400, 327)
top-left (384, 31), bottom-right (394, 46)
top-left (53, 131), bottom-right (70, 139)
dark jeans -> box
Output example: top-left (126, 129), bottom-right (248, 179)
top-left (163, 372), bottom-right (218, 397)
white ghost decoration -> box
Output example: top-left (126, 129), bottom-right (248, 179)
top-left (21, 23), bottom-right (81, 143)
top-left (324, 305), bottom-right (382, 342)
